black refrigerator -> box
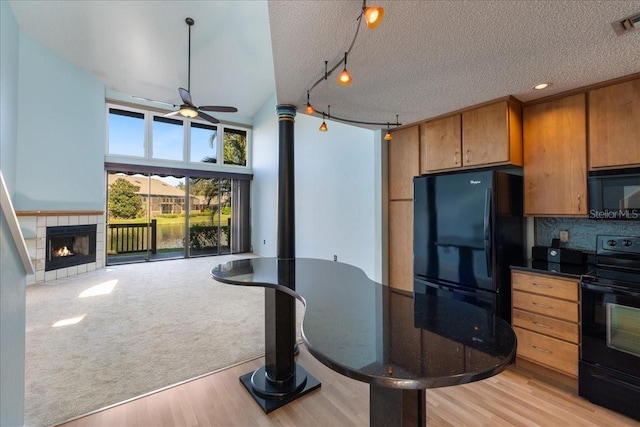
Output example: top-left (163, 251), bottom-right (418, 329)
top-left (413, 168), bottom-right (525, 323)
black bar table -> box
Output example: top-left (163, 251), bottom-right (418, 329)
top-left (211, 257), bottom-right (517, 426)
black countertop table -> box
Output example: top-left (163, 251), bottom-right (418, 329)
top-left (211, 257), bottom-right (516, 426)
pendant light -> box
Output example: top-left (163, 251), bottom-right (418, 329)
top-left (363, 3), bottom-right (384, 29)
top-left (319, 112), bottom-right (328, 132)
top-left (384, 123), bottom-right (392, 141)
top-left (305, 91), bottom-right (315, 114)
top-left (337, 52), bottom-right (353, 86)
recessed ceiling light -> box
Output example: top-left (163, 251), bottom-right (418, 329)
top-left (533, 83), bottom-right (550, 90)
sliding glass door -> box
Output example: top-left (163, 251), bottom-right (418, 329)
top-left (106, 172), bottom-right (186, 264)
top-left (106, 168), bottom-right (250, 265)
top-left (188, 176), bottom-right (231, 256)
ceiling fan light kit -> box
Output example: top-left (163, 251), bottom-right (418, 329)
top-left (306, 1), bottom-right (400, 134)
top-left (164, 17), bottom-right (238, 125)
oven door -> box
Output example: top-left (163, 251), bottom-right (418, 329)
top-left (581, 280), bottom-right (640, 377)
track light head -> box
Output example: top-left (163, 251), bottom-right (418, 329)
top-left (337, 52), bottom-right (353, 86)
top-left (384, 123), bottom-right (392, 140)
top-left (306, 103), bottom-right (316, 114)
top-left (363, 5), bottom-right (384, 29)
top-left (319, 112), bottom-right (328, 132)
top-left (338, 69), bottom-right (352, 86)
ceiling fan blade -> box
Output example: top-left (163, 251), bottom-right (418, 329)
top-left (163, 110), bottom-right (181, 117)
top-left (132, 96), bottom-right (176, 107)
top-left (179, 87), bottom-right (193, 106)
top-left (197, 111), bottom-right (220, 124)
top-left (199, 105), bottom-right (238, 113)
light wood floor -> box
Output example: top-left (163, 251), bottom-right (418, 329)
top-left (58, 346), bottom-right (640, 427)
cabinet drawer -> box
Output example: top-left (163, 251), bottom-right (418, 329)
top-left (514, 327), bottom-right (578, 377)
top-left (512, 271), bottom-right (579, 301)
top-left (512, 291), bottom-right (578, 322)
top-left (512, 308), bottom-right (578, 343)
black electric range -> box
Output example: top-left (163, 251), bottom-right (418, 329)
top-left (579, 235), bottom-right (640, 422)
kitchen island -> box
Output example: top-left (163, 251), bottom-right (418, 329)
top-left (211, 257), bottom-right (516, 426)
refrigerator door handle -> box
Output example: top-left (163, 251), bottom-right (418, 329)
top-left (484, 188), bottom-right (492, 278)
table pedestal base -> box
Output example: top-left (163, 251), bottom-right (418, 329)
top-left (370, 386), bottom-right (426, 427)
top-left (239, 364), bottom-right (320, 413)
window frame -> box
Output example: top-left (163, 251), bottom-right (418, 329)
top-left (106, 102), bottom-right (252, 175)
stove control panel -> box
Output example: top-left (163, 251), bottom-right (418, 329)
top-left (598, 235), bottom-right (640, 255)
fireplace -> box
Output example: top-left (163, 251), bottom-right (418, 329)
top-left (46, 224), bottom-right (97, 271)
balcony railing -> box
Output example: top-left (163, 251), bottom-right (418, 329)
top-left (107, 220), bottom-right (157, 254)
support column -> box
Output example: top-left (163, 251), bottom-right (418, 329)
top-left (277, 104), bottom-right (296, 261)
top-left (238, 104), bottom-right (320, 412)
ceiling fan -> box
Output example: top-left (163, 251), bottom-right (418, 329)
top-left (165, 17), bottom-right (237, 124)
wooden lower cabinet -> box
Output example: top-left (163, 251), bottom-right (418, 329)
top-left (514, 327), bottom-right (579, 376)
top-left (389, 200), bottom-right (413, 292)
top-left (511, 270), bottom-right (580, 377)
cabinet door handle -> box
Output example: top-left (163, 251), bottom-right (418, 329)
top-left (466, 149), bottom-right (470, 163)
top-left (533, 321), bottom-right (552, 329)
top-left (532, 302), bottom-right (553, 309)
top-left (578, 194), bottom-right (581, 212)
top-left (532, 282), bottom-right (552, 289)
top-left (454, 150), bottom-right (459, 165)
top-left (533, 346), bottom-right (553, 354)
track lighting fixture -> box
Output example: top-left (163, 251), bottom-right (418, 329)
top-left (305, 1), bottom-right (399, 131)
top-left (337, 52), bottom-right (353, 86)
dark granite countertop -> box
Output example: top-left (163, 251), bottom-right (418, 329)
top-left (212, 257), bottom-right (516, 390)
top-left (511, 259), bottom-right (593, 279)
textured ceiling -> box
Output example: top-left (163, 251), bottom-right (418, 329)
top-left (8, 1), bottom-right (640, 130)
top-left (270, 0), bottom-right (640, 129)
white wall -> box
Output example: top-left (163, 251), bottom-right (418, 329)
top-left (294, 114), bottom-right (377, 277)
top-left (251, 94), bottom-right (279, 257)
top-left (251, 100), bottom-right (380, 280)
top-left (0, 0), bottom-right (19, 196)
top-left (0, 4), bottom-right (26, 426)
top-left (14, 34), bottom-right (106, 211)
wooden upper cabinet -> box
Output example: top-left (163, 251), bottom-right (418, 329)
top-left (462, 99), bottom-right (523, 167)
top-left (420, 114), bottom-right (461, 173)
top-left (523, 93), bottom-right (587, 216)
top-left (420, 98), bottom-right (522, 174)
top-left (588, 78), bottom-right (640, 169)
top-left (388, 125), bottom-right (420, 200)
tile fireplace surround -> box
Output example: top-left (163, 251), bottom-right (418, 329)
top-left (17, 211), bottom-right (105, 284)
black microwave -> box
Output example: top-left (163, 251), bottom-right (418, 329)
top-left (588, 168), bottom-right (640, 220)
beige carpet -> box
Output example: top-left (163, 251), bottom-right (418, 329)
top-left (25, 254), bottom-right (302, 427)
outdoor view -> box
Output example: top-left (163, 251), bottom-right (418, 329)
top-left (106, 173), bottom-right (233, 264)
top-left (106, 105), bottom-right (249, 265)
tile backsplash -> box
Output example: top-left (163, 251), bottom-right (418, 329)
top-left (534, 217), bottom-right (640, 252)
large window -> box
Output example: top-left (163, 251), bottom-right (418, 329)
top-left (105, 103), bottom-right (252, 264)
top-left (190, 122), bottom-right (218, 164)
top-left (224, 128), bottom-right (247, 166)
top-left (152, 117), bottom-right (184, 161)
top-left (106, 103), bottom-right (251, 168)
top-left (108, 109), bottom-right (145, 157)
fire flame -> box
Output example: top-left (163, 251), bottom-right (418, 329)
top-left (53, 246), bottom-right (73, 257)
